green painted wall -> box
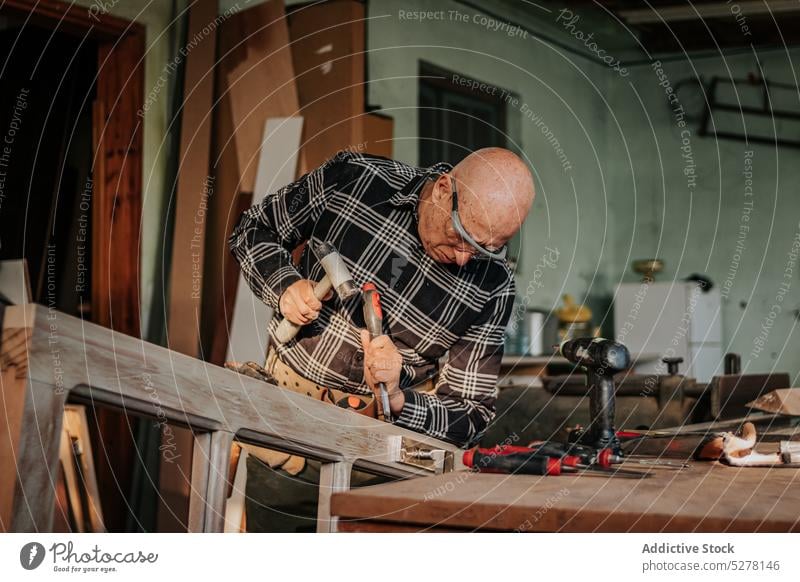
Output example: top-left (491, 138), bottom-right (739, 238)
top-left (608, 50), bottom-right (800, 380)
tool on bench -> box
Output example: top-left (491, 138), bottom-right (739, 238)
top-left (557, 337), bottom-right (631, 454)
top-left (494, 441), bottom-right (683, 470)
top-left (362, 282), bottom-right (392, 422)
top-left (274, 240), bottom-right (359, 344)
top-left (523, 441), bottom-right (687, 470)
top-left (463, 447), bottom-right (650, 478)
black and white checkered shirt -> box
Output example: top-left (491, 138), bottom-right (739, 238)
top-left (229, 151), bottom-right (515, 446)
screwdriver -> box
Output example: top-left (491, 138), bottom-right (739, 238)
top-left (524, 441), bottom-right (688, 470)
top-left (463, 448), bottom-right (651, 478)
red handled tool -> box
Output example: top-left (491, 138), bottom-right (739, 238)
top-left (463, 449), bottom-right (563, 476)
top-left (464, 446), bottom-right (651, 478)
top-left (362, 282), bottom-right (392, 422)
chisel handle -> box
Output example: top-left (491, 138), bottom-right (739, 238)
top-left (273, 274), bottom-right (332, 344)
top-left (463, 449), bottom-right (562, 476)
top-left (362, 282), bottom-right (392, 421)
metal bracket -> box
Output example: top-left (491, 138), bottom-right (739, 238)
top-left (389, 436), bottom-right (454, 475)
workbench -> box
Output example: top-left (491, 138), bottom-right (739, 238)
top-left (330, 462), bottom-right (800, 532)
top-left (499, 355), bottom-right (567, 380)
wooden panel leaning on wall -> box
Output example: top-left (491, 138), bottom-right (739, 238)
top-left (201, 0), bottom-right (300, 367)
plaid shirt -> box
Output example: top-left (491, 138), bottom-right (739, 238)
top-left (229, 152), bottom-right (514, 446)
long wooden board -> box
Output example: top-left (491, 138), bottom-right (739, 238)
top-left (167, 0), bottom-right (218, 357)
top-left (226, 117), bottom-right (303, 364)
top-left (288, 0), bottom-right (365, 169)
top-left (159, 0), bottom-right (219, 532)
top-left (331, 463), bottom-right (800, 532)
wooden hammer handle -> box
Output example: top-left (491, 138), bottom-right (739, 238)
top-left (273, 275), bottom-right (332, 344)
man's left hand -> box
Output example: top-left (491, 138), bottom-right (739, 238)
top-left (360, 330), bottom-right (404, 416)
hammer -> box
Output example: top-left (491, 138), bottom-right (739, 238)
top-left (558, 337), bottom-right (631, 454)
top-left (273, 240), bottom-right (358, 344)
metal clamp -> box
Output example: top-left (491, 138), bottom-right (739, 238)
top-left (389, 437), bottom-right (454, 474)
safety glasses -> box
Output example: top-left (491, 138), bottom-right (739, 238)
top-left (450, 177), bottom-right (508, 261)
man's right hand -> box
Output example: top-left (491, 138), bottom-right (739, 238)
top-left (279, 279), bottom-right (329, 325)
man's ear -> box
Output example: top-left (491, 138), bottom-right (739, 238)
top-left (430, 173), bottom-right (450, 205)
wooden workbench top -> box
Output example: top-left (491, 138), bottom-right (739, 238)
top-left (331, 463), bottom-right (800, 532)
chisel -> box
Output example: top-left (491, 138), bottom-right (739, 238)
top-left (362, 282), bottom-right (392, 422)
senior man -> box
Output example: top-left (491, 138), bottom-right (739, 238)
top-left (230, 146), bottom-right (534, 444)
top-left (229, 147), bottom-right (534, 530)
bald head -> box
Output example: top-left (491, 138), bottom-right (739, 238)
top-left (451, 148), bottom-right (535, 246)
top-left (417, 147), bottom-right (535, 266)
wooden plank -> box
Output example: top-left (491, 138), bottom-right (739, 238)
top-left (357, 113), bottom-right (394, 158)
top-left (202, 0), bottom-right (300, 365)
top-left (0, 365), bottom-right (28, 531)
top-left (289, 0), bottom-right (365, 168)
top-left (187, 432), bottom-right (211, 532)
top-left (748, 388), bottom-right (800, 416)
top-left (167, 0), bottom-right (218, 357)
top-left (92, 29), bottom-right (145, 532)
top-left (223, 445), bottom-right (248, 533)
top-left (62, 405), bottom-right (105, 532)
top-left (188, 430), bottom-right (233, 533)
top-left (59, 424), bottom-right (85, 532)
top-left (161, 0), bottom-right (218, 534)
top-left (224, 0), bottom-right (300, 193)
top-left (94, 32), bottom-right (144, 336)
top-left (226, 117), bottom-right (303, 364)
top-left (10, 380), bottom-right (68, 532)
top-left (712, 373), bottom-right (791, 419)
top-left (317, 461), bottom-right (352, 533)
top-left (331, 463), bottom-right (800, 532)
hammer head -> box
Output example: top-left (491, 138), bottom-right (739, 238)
top-left (312, 240), bottom-right (359, 300)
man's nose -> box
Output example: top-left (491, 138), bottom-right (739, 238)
top-left (453, 249), bottom-right (472, 266)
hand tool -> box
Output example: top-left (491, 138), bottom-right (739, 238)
top-left (490, 441), bottom-right (681, 472)
top-left (274, 240), bottom-right (359, 343)
top-left (362, 282), bottom-right (392, 422)
top-left (557, 337), bottom-right (631, 454)
top-left (491, 442), bottom-right (613, 466)
top-left (464, 448), bottom-right (651, 478)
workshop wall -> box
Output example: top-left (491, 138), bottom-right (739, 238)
top-left (607, 50), bottom-right (800, 381)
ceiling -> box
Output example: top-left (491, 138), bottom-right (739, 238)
top-left (465, 0), bottom-right (800, 62)
top-left (599, 0), bottom-right (800, 54)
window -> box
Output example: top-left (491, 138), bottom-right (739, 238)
top-left (418, 62), bottom-right (509, 166)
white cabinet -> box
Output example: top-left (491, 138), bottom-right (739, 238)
top-left (614, 281), bottom-right (722, 381)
